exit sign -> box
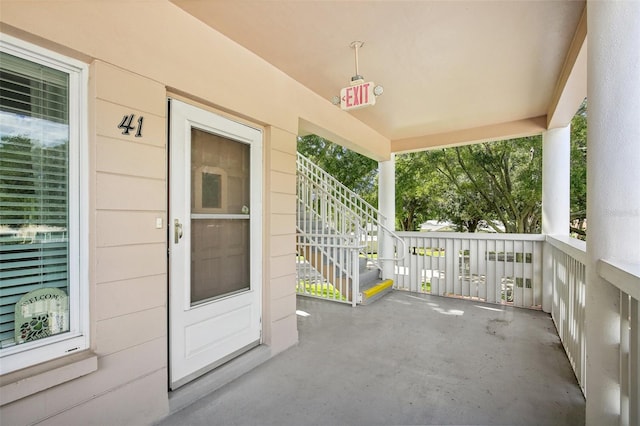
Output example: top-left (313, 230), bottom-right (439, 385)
top-left (340, 81), bottom-right (376, 111)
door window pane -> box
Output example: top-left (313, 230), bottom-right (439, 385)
top-left (191, 219), bottom-right (249, 304)
top-left (191, 128), bottom-right (250, 214)
top-left (189, 128), bottom-right (252, 305)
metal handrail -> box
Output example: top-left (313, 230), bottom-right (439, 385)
top-left (297, 152), bottom-right (406, 266)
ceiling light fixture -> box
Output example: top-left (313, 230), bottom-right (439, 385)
top-left (331, 41), bottom-right (383, 111)
top-left (350, 41), bottom-right (365, 82)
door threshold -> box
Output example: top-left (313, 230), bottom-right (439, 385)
top-left (167, 344), bottom-right (271, 415)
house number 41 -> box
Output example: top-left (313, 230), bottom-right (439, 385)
top-left (118, 114), bottom-right (144, 137)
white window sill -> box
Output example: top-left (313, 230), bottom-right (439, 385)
top-left (0, 350), bottom-right (97, 406)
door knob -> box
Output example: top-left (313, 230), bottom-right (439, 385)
top-left (174, 219), bottom-right (183, 244)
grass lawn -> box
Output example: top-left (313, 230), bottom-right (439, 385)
top-left (297, 281), bottom-right (347, 301)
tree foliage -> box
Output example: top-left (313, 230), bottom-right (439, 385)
top-left (395, 152), bottom-right (442, 231)
top-left (297, 134), bottom-right (378, 204)
top-left (396, 136), bottom-right (543, 233)
top-left (570, 100), bottom-right (587, 238)
top-left (298, 103), bottom-right (587, 236)
top-left (0, 135), bottom-right (68, 229)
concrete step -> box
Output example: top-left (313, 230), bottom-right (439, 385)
top-left (357, 257), bottom-right (390, 305)
top-left (359, 279), bottom-right (394, 305)
top-left (359, 266), bottom-right (380, 287)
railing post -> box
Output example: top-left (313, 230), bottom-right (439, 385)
top-left (586, 2), bottom-right (640, 424)
top-left (542, 126), bottom-right (570, 313)
top-left (352, 247), bottom-right (359, 307)
top-left (378, 153), bottom-right (395, 280)
top-left (631, 297), bottom-right (639, 426)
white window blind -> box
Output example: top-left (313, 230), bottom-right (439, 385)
top-left (0, 51), bottom-right (71, 348)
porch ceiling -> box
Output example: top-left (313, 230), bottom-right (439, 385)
top-left (172, 1), bottom-right (586, 152)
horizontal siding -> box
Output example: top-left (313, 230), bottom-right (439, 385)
top-left (263, 126), bottom-right (298, 354)
top-left (90, 62), bottom-right (168, 424)
top-left (96, 173), bottom-right (165, 211)
top-left (0, 338), bottom-right (167, 425)
top-left (269, 127), bottom-right (297, 154)
top-left (95, 307), bottom-right (166, 356)
top-left (95, 100), bottom-right (165, 147)
top-left (269, 314), bottom-right (298, 356)
top-left (95, 275), bottom-right (166, 321)
top-left (270, 193), bottom-right (296, 215)
top-left (271, 213), bottom-right (296, 236)
top-left (96, 210), bottom-right (166, 247)
top-left (96, 136), bottom-right (166, 179)
top-left (270, 234), bottom-right (296, 257)
top-left (95, 244), bottom-right (166, 284)
top-left (39, 369), bottom-right (168, 426)
top-left (270, 170), bottom-right (296, 195)
top-left (270, 293), bottom-right (296, 323)
top-left (269, 275), bottom-right (297, 300)
top-left (94, 62), bottom-right (165, 116)
top-left (270, 149), bottom-right (296, 175)
top-left (89, 62), bottom-right (169, 421)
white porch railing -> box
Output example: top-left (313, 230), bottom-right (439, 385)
top-left (296, 232), bottom-right (362, 306)
top-left (296, 152), bottom-right (404, 269)
top-left (547, 236), bottom-right (587, 394)
top-left (396, 232), bottom-right (639, 424)
top-left (395, 232), bottom-right (544, 309)
top-left (296, 152), bottom-right (404, 305)
top-left (549, 235), bottom-right (640, 426)
top-left (597, 258), bottom-right (640, 426)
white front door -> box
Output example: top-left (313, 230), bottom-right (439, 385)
top-left (169, 99), bottom-right (262, 389)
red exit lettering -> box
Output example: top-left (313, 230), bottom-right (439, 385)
top-left (342, 82), bottom-right (372, 109)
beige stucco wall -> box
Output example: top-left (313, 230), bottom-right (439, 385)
top-left (0, 0), bottom-right (381, 424)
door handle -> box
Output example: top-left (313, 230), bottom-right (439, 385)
top-left (174, 219), bottom-right (183, 244)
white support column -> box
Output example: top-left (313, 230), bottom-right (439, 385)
top-left (378, 153), bottom-right (396, 280)
top-left (541, 126), bottom-right (570, 313)
top-left (587, 2), bottom-right (640, 425)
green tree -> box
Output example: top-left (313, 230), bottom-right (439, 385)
top-left (0, 135), bottom-right (37, 226)
top-left (297, 135), bottom-right (378, 204)
top-left (570, 99), bottom-right (587, 239)
top-left (395, 136), bottom-right (543, 233)
top-left (0, 135), bottom-right (68, 230)
top-left (299, 134), bottom-right (549, 234)
top-left (395, 152), bottom-right (436, 230)
top-left (433, 137), bottom-right (543, 233)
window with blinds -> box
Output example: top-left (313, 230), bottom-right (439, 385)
top-left (0, 33), bottom-right (89, 372)
top-left (0, 51), bottom-right (70, 349)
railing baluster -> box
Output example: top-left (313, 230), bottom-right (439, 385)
top-left (462, 238), bottom-right (468, 298)
top-left (431, 237), bottom-right (435, 292)
top-left (621, 291), bottom-right (630, 426)
top-left (630, 295), bottom-right (639, 426)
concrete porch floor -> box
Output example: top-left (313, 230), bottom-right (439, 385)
top-left (158, 291), bottom-right (585, 425)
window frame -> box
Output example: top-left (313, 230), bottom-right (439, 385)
top-left (0, 34), bottom-right (89, 375)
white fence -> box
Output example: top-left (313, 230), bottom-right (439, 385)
top-left (549, 235), bottom-right (640, 425)
top-left (597, 258), bottom-right (640, 426)
top-left (295, 232), bottom-right (361, 306)
top-left (296, 152), bottom-right (404, 305)
top-left (395, 232), bottom-right (544, 309)
top-left (547, 236), bottom-right (587, 394)
top-left (396, 232), bottom-right (638, 424)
